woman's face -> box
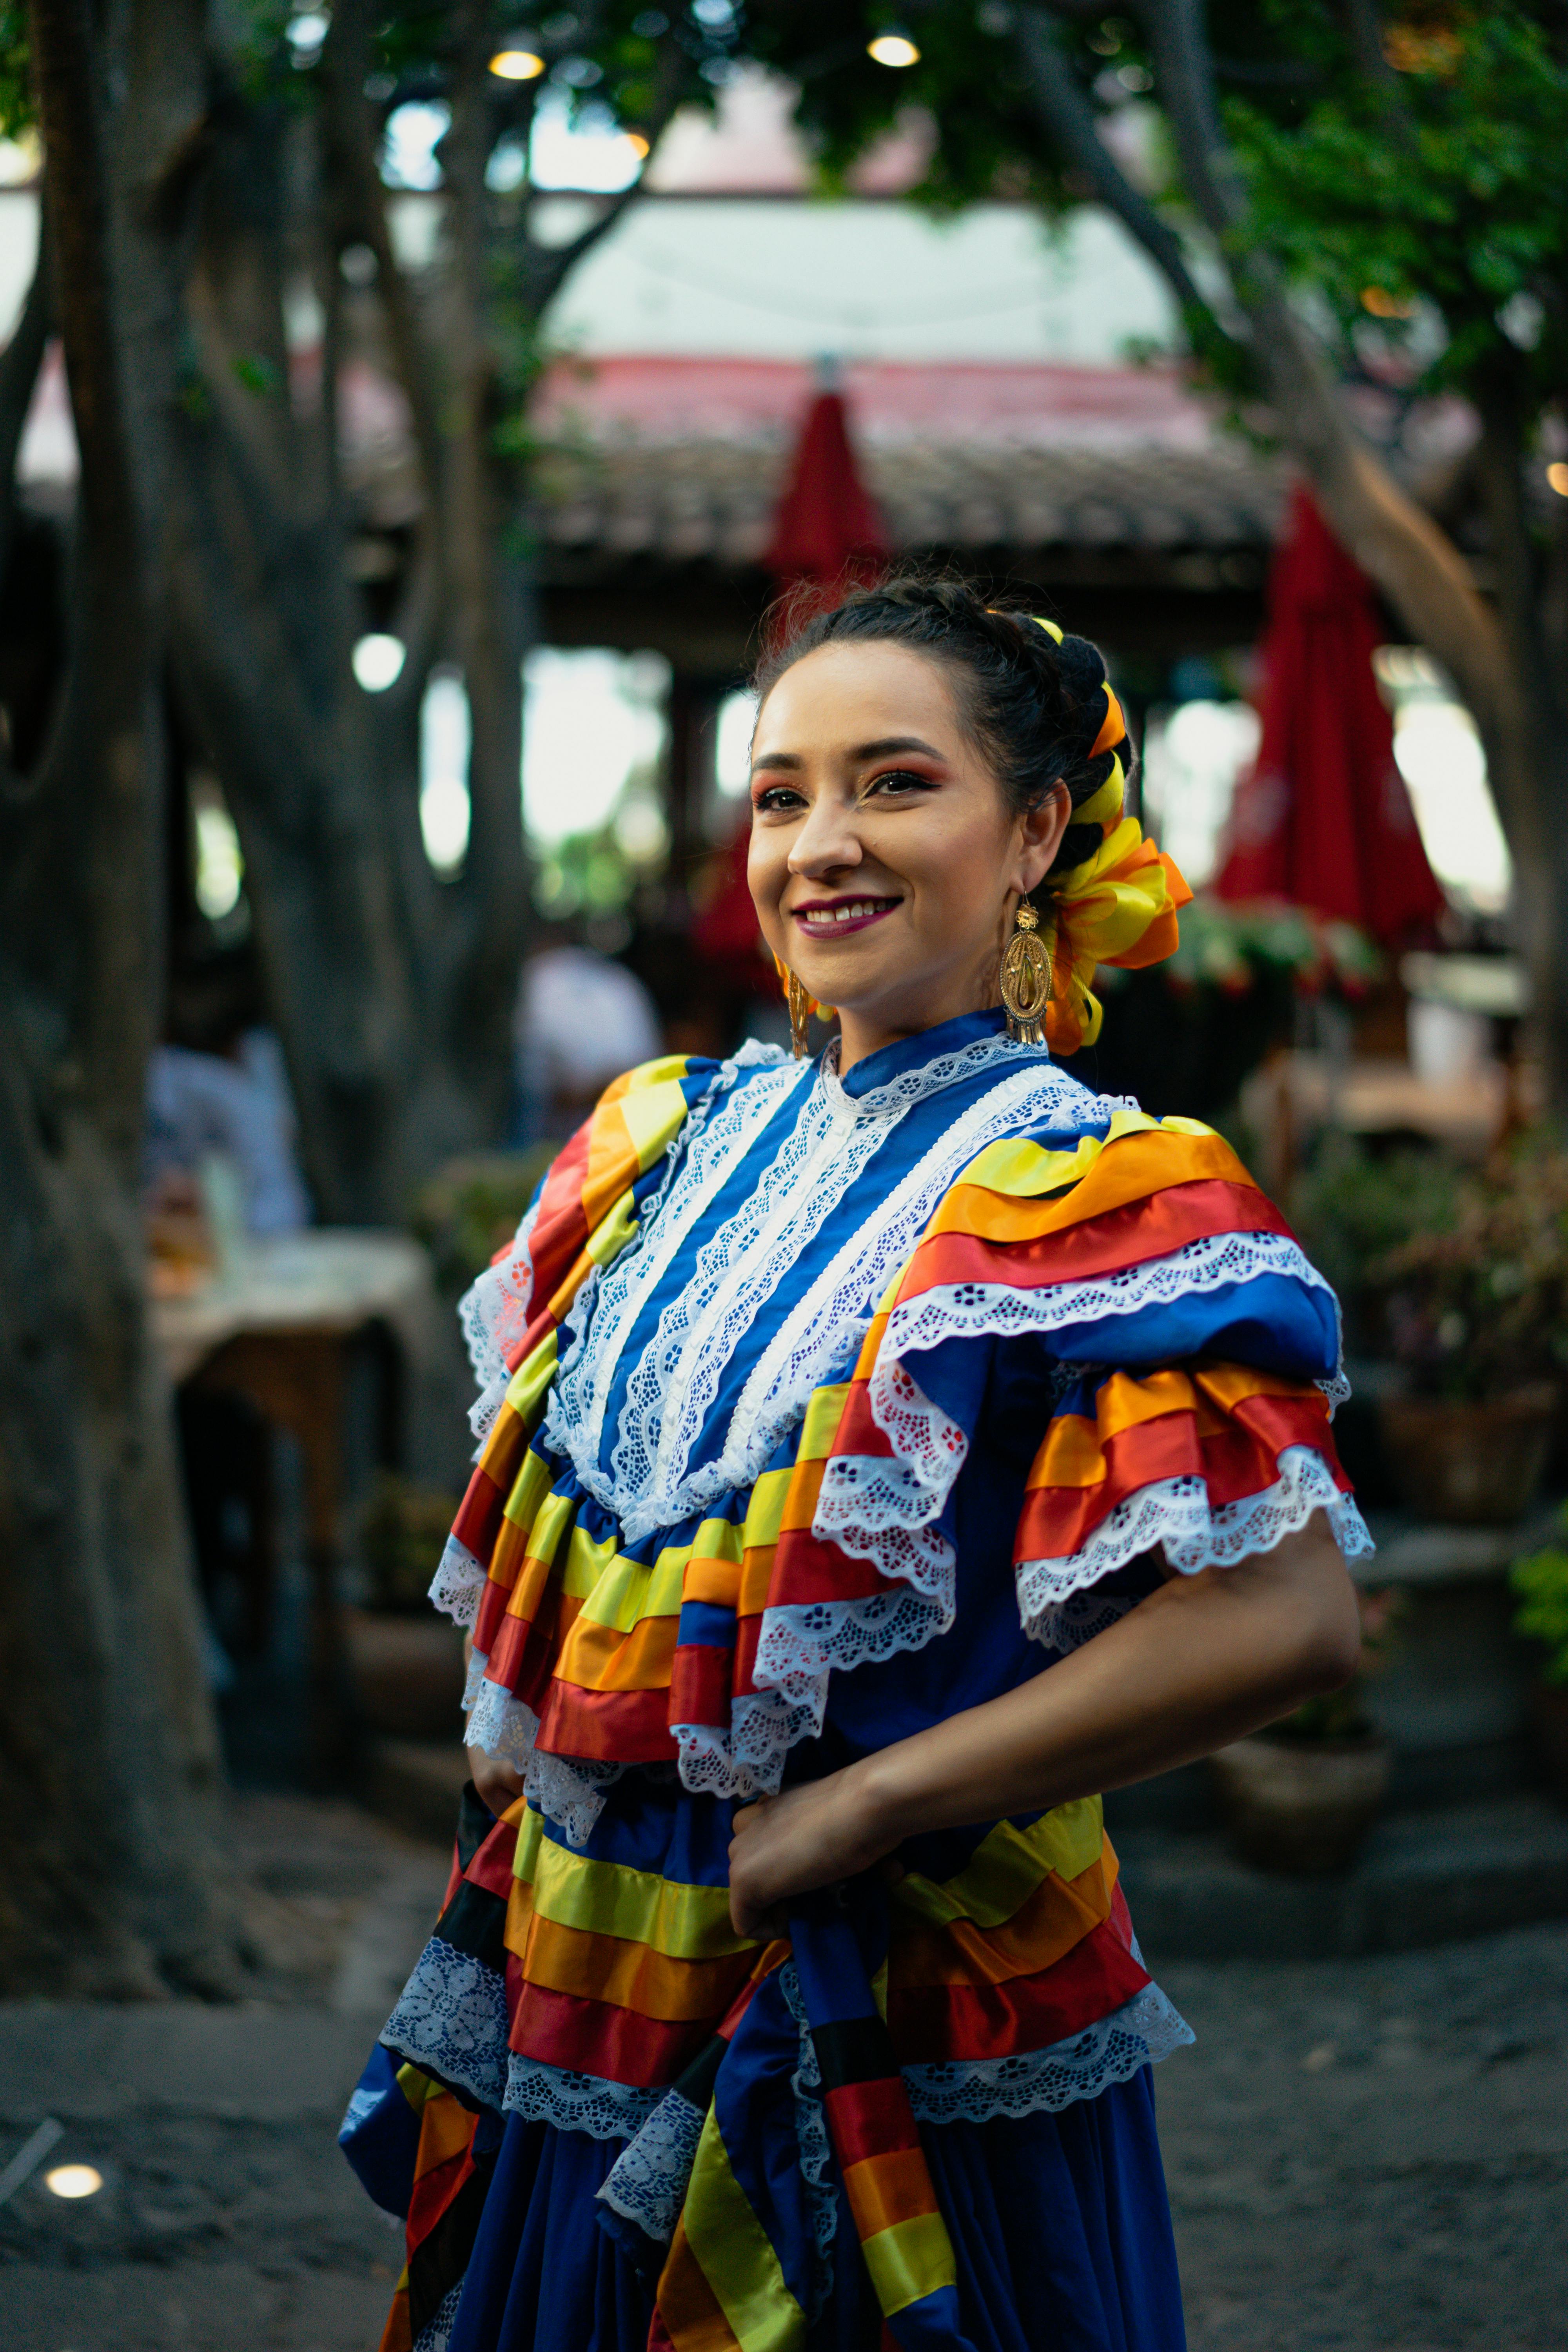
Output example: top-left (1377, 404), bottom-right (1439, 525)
top-left (748, 640), bottom-right (1070, 1068)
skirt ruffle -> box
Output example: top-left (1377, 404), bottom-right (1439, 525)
top-left (442, 2067), bottom-right (1184, 2352)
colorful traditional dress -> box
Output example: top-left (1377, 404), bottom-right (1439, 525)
top-left (341, 1007), bottom-right (1370, 2352)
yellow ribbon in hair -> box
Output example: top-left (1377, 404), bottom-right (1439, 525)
top-left (1024, 616), bottom-right (1192, 1054)
top-left (1040, 820), bottom-right (1193, 1054)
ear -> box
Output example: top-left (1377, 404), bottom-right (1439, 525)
top-left (1013, 782), bottom-right (1072, 898)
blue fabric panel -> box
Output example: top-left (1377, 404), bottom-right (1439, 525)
top-left (438, 2070), bottom-right (1185, 2352)
top-left (336, 2041), bottom-right (421, 2220)
top-left (676, 1599), bottom-right (737, 1648)
top-left (537, 1772), bottom-right (735, 1888)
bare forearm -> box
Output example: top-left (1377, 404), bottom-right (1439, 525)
top-left (855, 1518), bottom-right (1359, 1844)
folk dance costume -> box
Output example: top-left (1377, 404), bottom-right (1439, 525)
top-left (341, 719), bottom-right (1370, 2352)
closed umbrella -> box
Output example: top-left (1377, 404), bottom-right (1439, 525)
top-left (762, 380), bottom-right (889, 592)
top-left (1216, 485), bottom-right (1445, 941)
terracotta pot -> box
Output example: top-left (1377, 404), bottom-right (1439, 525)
top-left (1209, 1731), bottom-right (1391, 1874)
top-left (344, 1606), bottom-right (466, 1739)
top-left (1527, 1679), bottom-right (1568, 1807)
top-left (1377, 1386), bottom-right (1558, 1525)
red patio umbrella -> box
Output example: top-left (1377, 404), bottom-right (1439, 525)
top-left (761, 381), bottom-right (890, 592)
top-left (1215, 485), bottom-right (1445, 941)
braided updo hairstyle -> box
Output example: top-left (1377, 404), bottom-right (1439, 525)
top-left (751, 574), bottom-right (1132, 884)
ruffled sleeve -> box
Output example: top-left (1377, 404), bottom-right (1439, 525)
top-left (768, 1106), bottom-right (1369, 1676)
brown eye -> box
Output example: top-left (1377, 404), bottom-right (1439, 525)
top-left (868, 769), bottom-right (936, 795)
top-left (754, 783), bottom-right (806, 813)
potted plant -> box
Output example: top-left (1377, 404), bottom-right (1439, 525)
top-left (1209, 1588), bottom-right (1402, 1873)
top-left (1510, 1517), bottom-right (1568, 1804)
top-left (1371, 1141), bottom-right (1568, 1524)
top-left (344, 1474), bottom-right (465, 1739)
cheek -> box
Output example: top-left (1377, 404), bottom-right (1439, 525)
top-left (896, 810), bottom-right (1009, 927)
top-left (746, 828), bottom-right (786, 918)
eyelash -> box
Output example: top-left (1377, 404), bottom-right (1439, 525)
top-left (752, 769), bottom-right (935, 814)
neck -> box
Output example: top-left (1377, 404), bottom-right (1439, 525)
top-left (835, 962), bottom-right (1002, 1075)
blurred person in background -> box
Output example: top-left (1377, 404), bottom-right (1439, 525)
top-left (515, 930), bottom-right (663, 1141)
top-left (342, 579), bottom-right (1367, 2352)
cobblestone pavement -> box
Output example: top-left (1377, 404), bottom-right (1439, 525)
top-left (0, 1794), bottom-right (1563, 2352)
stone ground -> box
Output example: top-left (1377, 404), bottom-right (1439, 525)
top-left (0, 1792), bottom-right (1563, 2352)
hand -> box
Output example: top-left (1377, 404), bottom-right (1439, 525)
top-left (466, 1744), bottom-right (524, 1821)
top-left (727, 1766), bottom-right (899, 1941)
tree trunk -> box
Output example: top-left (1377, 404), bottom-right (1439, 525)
top-left (0, 0), bottom-right (240, 1995)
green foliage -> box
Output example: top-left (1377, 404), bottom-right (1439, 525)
top-left (410, 1147), bottom-right (556, 1291)
top-left (0, 7), bottom-right (29, 140)
top-left (359, 1472), bottom-right (461, 1613)
top-left (1290, 1133), bottom-right (1462, 1344)
top-left (1230, 8), bottom-right (1568, 411)
top-left (1373, 1134), bottom-right (1568, 1402)
top-left (1510, 1513), bottom-right (1568, 1683)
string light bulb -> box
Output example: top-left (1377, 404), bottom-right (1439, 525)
top-left (867, 32), bottom-right (920, 67)
top-left (489, 47), bottom-right (545, 79)
top-left (1548, 462), bottom-right (1568, 496)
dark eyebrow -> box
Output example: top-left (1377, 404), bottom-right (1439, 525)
top-left (750, 735), bottom-right (946, 773)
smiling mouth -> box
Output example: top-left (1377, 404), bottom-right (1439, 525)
top-left (792, 896), bottom-right (902, 939)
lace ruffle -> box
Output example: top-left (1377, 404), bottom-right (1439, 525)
top-left (503, 2051), bottom-right (662, 2138)
top-left (597, 2090), bottom-right (707, 2243)
top-left (429, 1534), bottom-right (488, 1630)
top-left (902, 1980), bottom-right (1194, 2124)
top-left (379, 1936), bottom-right (509, 2112)
top-left (546, 1051), bottom-right (802, 1516)
top-left (780, 1960), bottom-right (838, 2298)
top-left (457, 1192), bottom-right (543, 1393)
top-left (1015, 1444), bottom-right (1375, 1639)
top-left (462, 1662), bottom-right (621, 1846)
top-left (544, 1040), bottom-right (1088, 1546)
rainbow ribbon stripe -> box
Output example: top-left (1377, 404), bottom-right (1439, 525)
top-left (352, 1074), bottom-right (1353, 2343)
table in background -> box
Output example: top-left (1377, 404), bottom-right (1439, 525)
top-left (152, 1230), bottom-right (435, 1768)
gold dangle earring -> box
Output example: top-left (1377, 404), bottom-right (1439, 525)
top-left (999, 899), bottom-right (1051, 1045)
top-left (786, 967), bottom-right (813, 1059)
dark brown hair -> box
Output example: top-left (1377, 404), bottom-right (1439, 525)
top-left (753, 573), bottom-right (1131, 879)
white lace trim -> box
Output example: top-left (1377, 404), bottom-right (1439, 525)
top-left (780, 1959), bottom-right (837, 2301)
top-left (413, 2280), bottom-right (465, 2352)
top-left (462, 1663), bottom-right (621, 1847)
top-left (871, 1229), bottom-right (1341, 1444)
top-left (1015, 1445), bottom-right (1375, 1640)
top-left (380, 1936), bottom-right (510, 2112)
top-left (805, 1234), bottom-right (1346, 1608)
top-left (545, 1051), bottom-right (805, 1513)
top-left (902, 1980), bottom-right (1195, 2124)
top-left (429, 1535), bottom-right (489, 1630)
top-left (1031, 1586), bottom-right (1140, 1657)
top-left (503, 2050), bottom-right (662, 2138)
top-left (611, 1054), bottom-right (1098, 1546)
top-left (458, 1193), bottom-right (544, 1393)
top-left (597, 2091), bottom-right (707, 2243)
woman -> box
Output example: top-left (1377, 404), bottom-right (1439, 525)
top-left (342, 581), bottom-right (1370, 2352)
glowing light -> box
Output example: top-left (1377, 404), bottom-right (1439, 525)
top-left (352, 633), bottom-right (407, 691)
top-left (626, 132), bottom-right (650, 157)
top-left (1548, 462), bottom-right (1568, 496)
top-left (490, 48), bottom-right (545, 80)
top-left (867, 34), bottom-right (920, 67)
top-left (44, 2165), bottom-right (103, 2200)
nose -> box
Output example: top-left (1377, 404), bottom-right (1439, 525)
top-left (788, 789), bottom-right (862, 880)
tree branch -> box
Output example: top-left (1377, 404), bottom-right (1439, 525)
top-left (1014, 6), bottom-right (1229, 342)
top-left (1131, 0), bottom-right (1518, 759)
